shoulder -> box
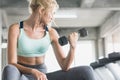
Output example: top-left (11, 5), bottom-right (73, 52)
top-left (48, 27), bottom-right (59, 42)
top-left (49, 27), bottom-right (58, 35)
top-left (9, 23), bottom-right (19, 31)
top-left (8, 23), bottom-right (20, 36)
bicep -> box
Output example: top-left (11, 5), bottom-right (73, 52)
top-left (7, 25), bottom-right (19, 64)
top-left (50, 29), bottom-right (66, 63)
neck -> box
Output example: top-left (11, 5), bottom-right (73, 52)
top-left (25, 12), bottom-right (45, 31)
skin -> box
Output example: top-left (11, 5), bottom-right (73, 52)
top-left (7, 7), bottom-right (78, 80)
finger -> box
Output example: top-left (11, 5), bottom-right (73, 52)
top-left (40, 76), bottom-right (42, 80)
top-left (43, 77), bottom-right (47, 80)
top-left (40, 75), bottom-right (46, 80)
top-left (44, 75), bottom-right (48, 80)
top-left (42, 74), bottom-right (47, 80)
top-left (39, 75), bottom-right (43, 80)
top-left (73, 32), bottom-right (78, 36)
top-left (71, 32), bottom-right (77, 37)
top-left (45, 76), bottom-right (48, 80)
top-left (75, 32), bottom-right (78, 35)
top-left (37, 77), bottom-right (39, 80)
top-left (41, 76), bottom-right (45, 80)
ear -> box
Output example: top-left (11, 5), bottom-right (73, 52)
top-left (38, 7), bottom-right (45, 14)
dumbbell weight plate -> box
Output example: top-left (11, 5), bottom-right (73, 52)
top-left (58, 36), bottom-right (68, 46)
top-left (78, 28), bottom-right (88, 37)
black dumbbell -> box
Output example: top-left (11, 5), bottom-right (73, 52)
top-left (58, 28), bottom-right (88, 46)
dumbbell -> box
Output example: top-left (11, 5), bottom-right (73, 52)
top-left (58, 28), bottom-right (88, 46)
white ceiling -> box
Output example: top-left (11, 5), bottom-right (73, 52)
top-left (1, 8), bottom-right (113, 28)
top-left (54, 9), bottom-right (112, 27)
top-left (1, 0), bottom-right (120, 8)
top-left (0, 0), bottom-right (119, 28)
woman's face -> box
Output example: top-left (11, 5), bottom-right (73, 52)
top-left (41, 9), bottom-right (55, 26)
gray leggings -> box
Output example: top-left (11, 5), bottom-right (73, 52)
top-left (2, 64), bottom-right (96, 80)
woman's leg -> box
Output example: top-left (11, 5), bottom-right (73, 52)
top-left (46, 69), bottom-right (66, 80)
top-left (65, 66), bottom-right (96, 80)
top-left (46, 66), bottom-right (96, 80)
top-left (2, 63), bottom-right (48, 80)
top-left (2, 64), bottom-right (29, 80)
top-left (2, 64), bottom-right (21, 80)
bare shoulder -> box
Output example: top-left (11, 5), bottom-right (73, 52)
top-left (49, 27), bottom-right (58, 35)
top-left (9, 23), bottom-right (19, 31)
top-left (48, 27), bottom-right (59, 42)
top-left (8, 23), bottom-right (20, 36)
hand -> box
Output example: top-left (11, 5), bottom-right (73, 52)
top-left (68, 32), bottom-right (78, 48)
top-left (31, 69), bottom-right (48, 80)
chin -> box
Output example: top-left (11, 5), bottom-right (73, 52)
top-left (47, 22), bottom-right (52, 26)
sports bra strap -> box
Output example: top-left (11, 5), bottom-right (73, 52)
top-left (20, 21), bottom-right (23, 29)
top-left (45, 26), bottom-right (48, 31)
top-left (19, 21), bottom-right (48, 31)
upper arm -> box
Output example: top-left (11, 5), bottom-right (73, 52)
top-left (7, 23), bottom-right (19, 64)
top-left (49, 28), bottom-right (66, 66)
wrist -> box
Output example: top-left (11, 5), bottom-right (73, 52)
top-left (30, 68), bottom-right (36, 74)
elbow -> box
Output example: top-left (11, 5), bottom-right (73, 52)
top-left (8, 62), bottom-right (17, 66)
top-left (62, 66), bottom-right (70, 71)
top-left (61, 62), bottom-right (71, 71)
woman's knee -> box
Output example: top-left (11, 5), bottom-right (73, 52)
top-left (2, 64), bottom-right (21, 80)
top-left (66, 66), bottom-right (95, 80)
top-left (3, 64), bottom-right (20, 73)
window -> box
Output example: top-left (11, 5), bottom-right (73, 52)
top-left (75, 41), bottom-right (96, 66)
top-left (105, 29), bottom-right (120, 55)
top-left (105, 36), bottom-right (114, 55)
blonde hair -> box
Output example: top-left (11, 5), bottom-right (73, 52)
top-left (27, 0), bottom-right (59, 13)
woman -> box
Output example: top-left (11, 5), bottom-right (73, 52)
top-left (2, 0), bottom-right (95, 80)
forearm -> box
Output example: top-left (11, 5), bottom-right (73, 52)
top-left (62, 46), bottom-right (76, 71)
top-left (62, 32), bottom-right (78, 70)
top-left (10, 63), bottom-right (33, 74)
top-left (9, 63), bottom-right (47, 80)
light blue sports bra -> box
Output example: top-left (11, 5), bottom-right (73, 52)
top-left (17, 21), bottom-right (51, 57)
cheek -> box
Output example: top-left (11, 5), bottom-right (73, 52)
top-left (41, 16), bottom-right (50, 25)
top-left (45, 14), bottom-right (52, 21)
top-left (41, 12), bottom-right (53, 24)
